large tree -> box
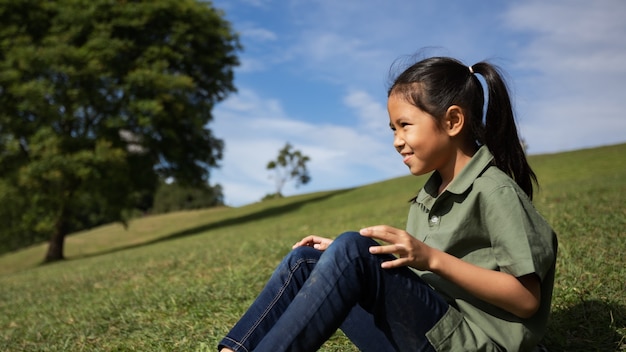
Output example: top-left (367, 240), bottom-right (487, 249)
top-left (0, 0), bottom-right (240, 262)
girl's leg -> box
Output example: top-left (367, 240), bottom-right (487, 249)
top-left (254, 232), bottom-right (449, 352)
top-left (339, 304), bottom-right (396, 352)
top-left (219, 242), bottom-right (395, 352)
top-left (338, 262), bottom-right (447, 352)
top-left (218, 246), bottom-right (323, 352)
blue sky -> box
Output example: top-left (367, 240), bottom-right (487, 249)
top-left (208, 0), bottom-right (626, 206)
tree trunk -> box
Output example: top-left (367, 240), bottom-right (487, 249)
top-left (44, 230), bottom-right (66, 263)
top-left (43, 208), bottom-right (69, 263)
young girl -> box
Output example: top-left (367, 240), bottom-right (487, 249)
top-left (218, 56), bottom-right (557, 352)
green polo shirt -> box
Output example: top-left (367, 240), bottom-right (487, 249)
top-left (406, 146), bottom-right (557, 351)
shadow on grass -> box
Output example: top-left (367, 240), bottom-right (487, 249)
top-left (544, 299), bottom-right (626, 351)
top-left (70, 188), bottom-right (353, 261)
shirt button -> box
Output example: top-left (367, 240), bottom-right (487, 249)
top-left (430, 216), bottom-right (439, 224)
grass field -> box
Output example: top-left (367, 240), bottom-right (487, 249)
top-left (1, 143), bottom-right (625, 351)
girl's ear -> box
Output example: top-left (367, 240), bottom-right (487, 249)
top-left (444, 105), bottom-right (465, 137)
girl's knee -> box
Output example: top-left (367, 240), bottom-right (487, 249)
top-left (330, 231), bottom-right (378, 255)
top-left (333, 231), bottom-right (362, 243)
top-left (287, 245), bottom-right (322, 263)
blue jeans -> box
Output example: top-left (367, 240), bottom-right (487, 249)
top-left (218, 232), bottom-right (449, 352)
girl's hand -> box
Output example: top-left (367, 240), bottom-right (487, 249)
top-left (293, 235), bottom-right (334, 251)
top-left (359, 225), bottom-right (434, 270)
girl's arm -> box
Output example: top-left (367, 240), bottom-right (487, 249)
top-left (360, 225), bottom-right (541, 319)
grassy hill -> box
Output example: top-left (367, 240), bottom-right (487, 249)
top-left (1, 143), bottom-right (625, 351)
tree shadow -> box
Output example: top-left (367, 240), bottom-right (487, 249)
top-left (70, 188), bottom-right (354, 260)
top-left (543, 299), bottom-right (626, 351)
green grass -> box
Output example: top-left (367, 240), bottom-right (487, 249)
top-left (1, 143), bottom-right (625, 351)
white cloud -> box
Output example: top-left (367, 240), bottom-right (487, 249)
top-left (343, 90), bottom-right (389, 133)
top-left (243, 27), bottom-right (278, 42)
top-left (519, 94), bottom-right (626, 154)
top-left (505, 0), bottom-right (626, 73)
top-left (503, 0), bottom-right (626, 153)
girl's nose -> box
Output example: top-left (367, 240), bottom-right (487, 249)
top-left (393, 133), bottom-right (404, 151)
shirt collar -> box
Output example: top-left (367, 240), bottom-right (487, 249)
top-left (415, 146), bottom-right (494, 204)
top-left (445, 145), bottom-right (494, 195)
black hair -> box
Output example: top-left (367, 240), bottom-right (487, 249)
top-left (388, 56), bottom-right (537, 199)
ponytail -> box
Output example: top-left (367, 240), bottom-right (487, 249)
top-left (471, 62), bottom-right (537, 199)
top-left (389, 56), bottom-right (538, 199)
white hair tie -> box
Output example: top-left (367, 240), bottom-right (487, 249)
top-left (469, 65), bottom-right (474, 74)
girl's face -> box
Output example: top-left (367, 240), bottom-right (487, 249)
top-left (387, 94), bottom-right (453, 176)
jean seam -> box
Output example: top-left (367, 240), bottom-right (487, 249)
top-left (220, 336), bottom-right (249, 352)
top-left (238, 256), bottom-right (318, 348)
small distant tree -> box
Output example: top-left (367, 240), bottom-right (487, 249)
top-left (266, 143), bottom-right (311, 198)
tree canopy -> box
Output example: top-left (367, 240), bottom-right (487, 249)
top-left (0, 0), bottom-right (240, 261)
